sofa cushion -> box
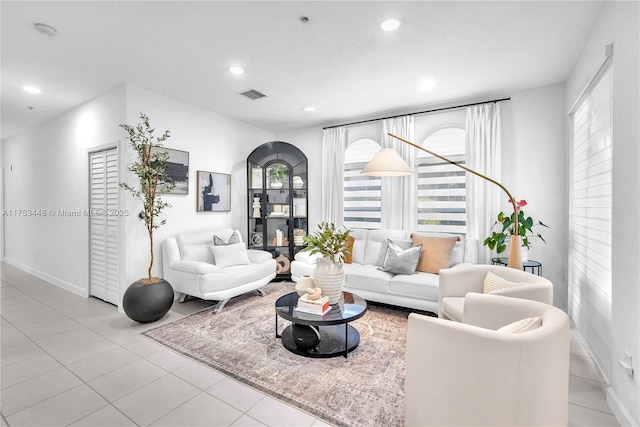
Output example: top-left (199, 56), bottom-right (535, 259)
top-left (177, 228), bottom-right (239, 264)
top-left (410, 234), bottom-right (459, 274)
top-left (389, 272), bottom-right (439, 301)
top-left (441, 296), bottom-right (465, 321)
top-left (199, 261), bottom-right (276, 293)
top-left (411, 232), bottom-right (465, 266)
top-left (379, 242), bottom-right (421, 275)
top-left (349, 229), bottom-right (370, 265)
top-left (344, 235), bottom-right (355, 264)
top-left (344, 264), bottom-right (393, 294)
top-left (210, 243), bottom-right (251, 268)
top-left (363, 229), bottom-right (410, 265)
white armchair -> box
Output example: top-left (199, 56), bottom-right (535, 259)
top-left (162, 228), bottom-right (276, 313)
top-left (438, 263), bottom-right (553, 321)
top-left (406, 293), bottom-right (570, 426)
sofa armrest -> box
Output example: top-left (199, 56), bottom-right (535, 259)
top-left (247, 249), bottom-right (273, 264)
top-left (169, 260), bottom-right (220, 275)
top-left (294, 251), bottom-right (322, 264)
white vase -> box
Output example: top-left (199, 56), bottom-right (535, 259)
top-left (270, 180), bottom-right (283, 189)
top-left (313, 257), bottom-right (345, 304)
top-left (292, 176), bottom-right (304, 189)
top-left (295, 275), bottom-right (314, 296)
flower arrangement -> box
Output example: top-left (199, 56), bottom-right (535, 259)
top-left (268, 164), bottom-right (288, 183)
top-left (483, 199), bottom-right (549, 254)
top-left (301, 222), bottom-right (351, 264)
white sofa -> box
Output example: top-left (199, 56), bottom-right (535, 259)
top-left (162, 228), bottom-right (276, 313)
top-left (291, 229), bottom-right (477, 313)
top-left (405, 293), bottom-right (570, 426)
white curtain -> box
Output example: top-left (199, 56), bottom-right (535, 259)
top-left (465, 104), bottom-right (501, 264)
top-left (381, 115), bottom-right (416, 229)
top-left (321, 126), bottom-right (348, 225)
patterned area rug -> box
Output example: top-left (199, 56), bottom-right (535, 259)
top-left (143, 282), bottom-right (434, 427)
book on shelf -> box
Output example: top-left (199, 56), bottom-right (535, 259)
top-left (295, 294), bottom-right (330, 315)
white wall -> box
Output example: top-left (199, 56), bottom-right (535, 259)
top-left (121, 85), bottom-right (275, 304)
top-left (277, 84), bottom-right (568, 311)
top-left (1, 86), bottom-right (126, 296)
top-left (565, 1), bottom-right (639, 424)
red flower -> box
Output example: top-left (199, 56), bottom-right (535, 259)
top-left (508, 199), bottom-right (527, 211)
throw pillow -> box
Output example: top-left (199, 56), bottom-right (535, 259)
top-left (483, 271), bottom-right (522, 293)
top-left (210, 242), bottom-right (251, 268)
top-left (344, 235), bottom-right (355, 264)
top-left (379, 241), bottom-right (422, 275)
top-left (410, 234), bottom-right (459, 274)
top-left (213, 230), bottom-right (241, 246)
top-left (498, 317), bottom-right (542, 334)
top-left (375, 239), bottom-right (413, 266)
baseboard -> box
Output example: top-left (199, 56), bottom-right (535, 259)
top-left (2, 257), bottom-right (88, 298)
top-left (607, 387), bottom-right (636, 427)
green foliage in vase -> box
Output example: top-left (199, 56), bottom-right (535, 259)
top-left (119, 113), bottom-right (175, 282)
top-left (268, 164), bottom-right (288, 182)
top-left (483, 199), bottom-right (549, 254)
top-left (301, 222), bottom-right (351, 264)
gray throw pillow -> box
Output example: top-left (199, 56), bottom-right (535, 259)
top-left (374, 239), bottom-right (412, 266)
top-left (213, 230), bottom-right (241, 246)
top-left (379, 241), bottom-right (422, 275)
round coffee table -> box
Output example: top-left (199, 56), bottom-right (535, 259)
top-left (275, 291), bottom-right (367, 358)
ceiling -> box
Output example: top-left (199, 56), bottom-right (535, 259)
top-left (1, 1), bottom-right (603, 140)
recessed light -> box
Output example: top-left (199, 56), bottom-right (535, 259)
top-left (418, 79), bottom-right (437, 91)
top-left (23, 85), bottom-right (41, 94)
top-left (228, 66), bottom-right (245, 75)
top-left (380, 18), bottom-right (401, 32)
top-left (303, 106), bottom-right (316, 112)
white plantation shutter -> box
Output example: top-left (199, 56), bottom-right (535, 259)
top-left (416, 128), bottom-right (466, 234)
top-left (90, 148), bottom-right (119, 305)
top-left (343, 139), bottom-right (382, 229)
top-left (568, 60), bottom-right (612, 379)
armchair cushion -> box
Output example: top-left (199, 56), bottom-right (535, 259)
top-left (210, 243), bottom-right (251, 268)
top-left (213, 230), bottom-right (241, 246)
top-left (441, 297), bottom-right (465, 321)
top-left (483, 271), bottom-right (523, 293)
top-left (169, 260), bottom-right (220, 275)
top-left (497, 316), bottom-right (542, 334)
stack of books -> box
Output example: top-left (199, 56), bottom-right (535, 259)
top-left (295, 294), bottom-right (330, 315)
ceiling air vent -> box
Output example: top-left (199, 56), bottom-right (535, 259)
top-left (239, 89), bottom-right (267, 100)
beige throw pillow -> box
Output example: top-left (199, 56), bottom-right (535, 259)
top-left (410, 234), bottom-right (459, 274)
top-left (498, 317), bottom-right (542, 334)
top-left (483, 271), bottom-right (522, 293)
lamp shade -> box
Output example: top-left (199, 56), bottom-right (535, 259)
top-left (361, 148), bottom-right (413, 176)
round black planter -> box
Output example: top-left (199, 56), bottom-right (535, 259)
top-left (122, 278), bottom-right (174, 323)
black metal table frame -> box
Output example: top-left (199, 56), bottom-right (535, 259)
top-left (492, 257), bottom-right (542, 276)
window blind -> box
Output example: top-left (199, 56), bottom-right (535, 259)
top-left (568, 62), bottom-right (612, 380)
top-left (344, 139), bottom-right (382, 229)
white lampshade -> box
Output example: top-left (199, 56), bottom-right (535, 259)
top-left (361, 148), bottom-right (413, 176)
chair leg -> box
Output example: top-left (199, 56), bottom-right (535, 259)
top-left (177, 293), bottom-right (189, 303)
top-left (212, 299), bottom-right (230, 314)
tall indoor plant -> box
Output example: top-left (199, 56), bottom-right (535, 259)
top-left (301, 222), bottom-right (351, 304)
top-left (120, 113), bottom-right (176, 323)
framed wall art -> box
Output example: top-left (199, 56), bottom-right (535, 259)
top-left (197, 171), bottom-right (231, 212)
top-left (152, 146), bottom-right (189, 194)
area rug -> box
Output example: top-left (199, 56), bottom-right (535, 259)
top-left (143, 282), bottom-right (434, 427)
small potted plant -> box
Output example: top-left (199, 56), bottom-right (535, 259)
top-left (300, 222), bottom-right (351, 303)
top-left (268, 164), bottom-right (288, 189)
top-left (120, 113), bottom-right (176, 323)
top-left (483, 199), bottom-right (549, 260)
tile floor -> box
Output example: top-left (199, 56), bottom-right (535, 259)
top-left (1, 262), bottom-right (620, 426)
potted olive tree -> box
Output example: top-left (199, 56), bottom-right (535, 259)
top-left (120, 113), bottom-right (176, 323)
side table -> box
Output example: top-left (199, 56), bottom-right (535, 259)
top-left (492, 257), bottom-right (542, 276)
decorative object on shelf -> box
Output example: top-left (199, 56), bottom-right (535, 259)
top-left (291, 323), bottom-right (321, 349)
top-left (293, 228), bottom-right (306, 246)
top-left (295, 275), bottom-right (314, 295)
top-left (293, 198), bottom-right (307, 217)
top-left (119, 113), bottom-right (175, 323)
top-left (252, 197), bottom-right (261, 218)
top-left (301, 222), bottom-right (351, 304)
top-left (275, 253), bottom-right (291, 274)
top-left (293, 175), bottom-right (304, 189)
top-left (268, 164), bottom-right (288, 189)
top-left (251, 232), bottom-right (263, 245)
top-left (197, 171), bottom-right (231, 212)
top-left (251, 167), bottom-right (263, 188)
top-left (483, 199), bottom-right (548, 257)
top-left (363, 133), bottom-right (525, 270)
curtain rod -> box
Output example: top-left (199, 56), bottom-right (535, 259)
top-left (322, 97), bottom-right (511, 130)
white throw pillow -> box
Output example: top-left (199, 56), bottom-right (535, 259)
top-left (210, 243), bottom-right (251, 268)
top-left (498, 317), bottom-right (542, 334)
top-left (483, 271), bottom-right (523, 293)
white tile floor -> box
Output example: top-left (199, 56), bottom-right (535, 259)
top-left (1, 262), bottom-right (619, 426)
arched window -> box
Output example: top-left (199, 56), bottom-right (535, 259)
top-left (343, 138), bottom-right (382, 229)
top-left (415, 127), bottom-right (466, 234)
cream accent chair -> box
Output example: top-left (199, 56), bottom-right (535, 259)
top-left (438, 264), bottom-right (553, 321)
top-left (406, 293), bottom-right (570, 426)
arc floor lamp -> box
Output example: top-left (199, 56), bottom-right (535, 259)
top-left (361, 133), bottom-right (523, 270)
